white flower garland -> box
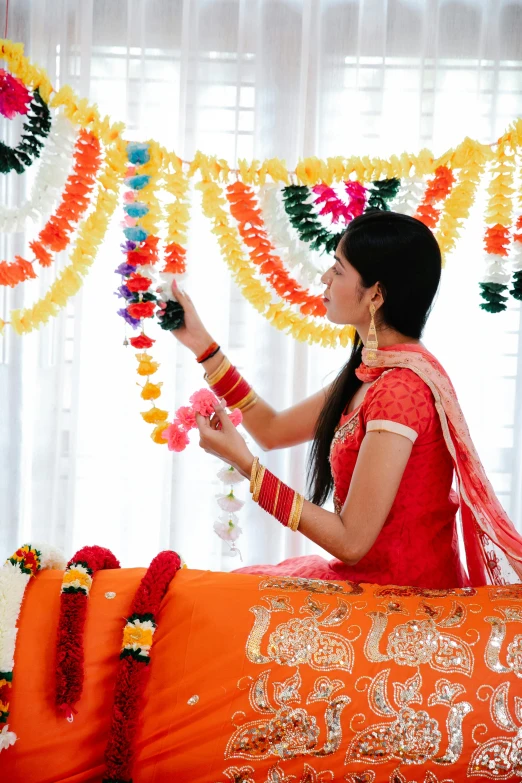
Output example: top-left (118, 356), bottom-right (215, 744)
top-left (258, 183), bottom-right (326, 286)
top-left (0, 542), bottom-right (66, 752)
top-left (0, 112), bottom-right (76, 234)
top-left (388, 175), bottom-right (427, 216)
top-left (214, 465), bottom-right (246, 557)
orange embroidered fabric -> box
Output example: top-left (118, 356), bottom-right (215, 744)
top-left (5, 567), bottom-right (522, 782)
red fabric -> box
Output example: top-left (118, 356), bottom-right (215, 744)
top-left (236, 351), bottom-right (468, 589)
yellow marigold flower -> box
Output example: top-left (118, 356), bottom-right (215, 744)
top-left (141, 381), bottom-right (163, 400)
top-left (151, 423), bottom-right (169, 444)
top-left (141, 408), bottom-right (169, 424)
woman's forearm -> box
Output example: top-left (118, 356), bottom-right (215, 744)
top-left (190, 340), bottom-right (278, 451)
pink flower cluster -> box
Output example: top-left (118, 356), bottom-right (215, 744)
top-left (163, 388), bottom-right (243, 452)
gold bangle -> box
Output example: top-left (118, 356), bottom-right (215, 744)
top-left (231, 388), bottom-right (257, 411)
top-left (240, 394), bottom-right (259, 413)
top-left (289, 493), bottom-right (304, 532)
top-left (205, 356), bottom-right (230, 386)
top-left (272, 480), bottom-right (281, 516)
top-left (253, 465), bottom-right (265, 503)
top-left (249, 456), bottom-right (260, 495)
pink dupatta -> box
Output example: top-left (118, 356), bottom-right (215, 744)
top-left (361, 343), bottom-right (522, 585)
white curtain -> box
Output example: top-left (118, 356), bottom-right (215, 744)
top-left (1, 0), bottom-right (522, 570)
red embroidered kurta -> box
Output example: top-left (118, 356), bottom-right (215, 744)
top-left (235, 363), bottom-right (469, 588)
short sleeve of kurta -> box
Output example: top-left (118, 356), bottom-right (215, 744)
top-left (361, 368), bottom-right (435, 443)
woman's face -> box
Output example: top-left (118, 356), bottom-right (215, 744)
top-left (321, 240), bottom-right (374, 325)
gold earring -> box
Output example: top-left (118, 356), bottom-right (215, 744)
top-left (366, 303), bottom-right (379, 360)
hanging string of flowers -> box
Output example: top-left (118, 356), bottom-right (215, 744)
top-left (225, 181), bottom-right (326, 317)
top-left (197, 176), bottom-right (355, 348)
top-left (0, 129), bottom-right (102, 288)
top-left (510, 167), bottom-right (522, 302)
top-left (0, 111), bottom-right (75, 234)
top-left (414, 165), bottom-right (455, 228)
top-left (388, 175), bottom-right (427, 215)
top-left (282, 185), bottom-right (341, 254)
top-left (0, 88), bottom-right (51, 174)
top-left (0, 40), bottom-right (126, 335)
top-left (102, 550), bottom-right (181, 783)
top-left (29, 129), bottom-right (102, 267)
top-left (363, 177), bottom-right (401, 211)
top-left (258, 184), bottom-right (323, 286)
top-left (0, 543), bottom-right (66, 752)
top-left (479, 141), bottom-right (516, 313)
top-left (4, 135), bottom-right (126, 335)
top-left (55, 545), bottom-right (120, 721)
top-left (312, 180), bottom-right (367, 224)
top-left (0, 68), bottom-right (31, 119)
top-left (434, 138), bottom-right (490, 266)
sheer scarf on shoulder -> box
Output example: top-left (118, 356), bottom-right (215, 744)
top-left (361, 343), bottom-right (522, 585)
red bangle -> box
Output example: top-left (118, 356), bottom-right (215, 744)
top-left (211, 367), bottom-right (240, 397)
top-left (275, 484), bottom-right (294, 526)
top-left (196, 342), bottom-right (219, 362)
top-left (225, 378), bottom-right (252, 407)
top-left (258, 470), bottom-right (277, 512)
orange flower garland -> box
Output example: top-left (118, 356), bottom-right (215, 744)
top-left (225, 181), bottom-right (326, 317)
top-left (30, 130), bottom-right (102, 265)
top-left (414, 165), bottom-right (456, 229)
top-left (0, 131), bottom-right (102, 288)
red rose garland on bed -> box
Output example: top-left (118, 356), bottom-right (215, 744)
top-left (102, 550), bottom-right (181, 783)
top-left (55, 545), bottom-right (120, 720)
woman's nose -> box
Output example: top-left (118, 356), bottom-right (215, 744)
top-left (321, 268), bottom-right (331, 286)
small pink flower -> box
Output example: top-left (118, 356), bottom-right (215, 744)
top-left (189, 388), bottom-right (219, 417)
top-left (164, 423), bottom-right (190, 452)
top-left (124, 215), bottom-right (138, 227)
top-left (175, 405), bottom-right (197, 431)
top-left (229, 408), bottom-right (243, 427)
top-left (123, 190), bottom-right (135, 203)
top-left (126, 165), bottom-right (137, 176)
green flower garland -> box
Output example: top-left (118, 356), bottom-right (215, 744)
top-left (282, 178), bottom-right (402, 255)
top-left (0, 89), bottom-right (51, 175)
top-left (364, 177), bottom-right (401, 211)
top-left (282, 185), bottom-right (341, 254)
top-left (479, 282), bottom-right (509, 313)
top-left (510, 270), bottom-right (522, 302)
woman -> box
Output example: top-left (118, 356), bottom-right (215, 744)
top-left (161, 210), bottom-right (522, 587)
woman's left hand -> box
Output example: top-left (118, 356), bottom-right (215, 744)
top-left (195, 403), bottom-right (254, 478)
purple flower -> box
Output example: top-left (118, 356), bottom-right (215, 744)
top-left (114, 284), bottom-right (132, 300)
top-left (117, 308), bottom-right (140, 328)
top-left (120, 240), bottom-right (137, 253)
top-left (115, 262), bottom-right (136, 276)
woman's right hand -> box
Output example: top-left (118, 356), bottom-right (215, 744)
top-left (157, 280), bottom-right (214, 356)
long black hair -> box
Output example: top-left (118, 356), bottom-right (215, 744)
top-left (306, 210), bottom-right (442, 506)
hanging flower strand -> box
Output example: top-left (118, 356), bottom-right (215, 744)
top-left (479, 141), bottom-right (516, 313)
top-left (225, 181), bottom-right (326, 317)
top-left (197, 176), bottom-right (355, 349)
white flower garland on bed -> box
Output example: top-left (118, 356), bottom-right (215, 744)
top-left (0, 542), bottom-right (66, 751)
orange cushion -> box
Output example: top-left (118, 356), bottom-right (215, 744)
top-left (4, 568), bottom-right (522, 781)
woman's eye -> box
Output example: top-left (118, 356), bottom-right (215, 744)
top-left (333, 267), bottom-right (341, 275)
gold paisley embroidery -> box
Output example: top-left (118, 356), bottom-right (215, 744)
top-left (469, 683), bottom-right (522, 778)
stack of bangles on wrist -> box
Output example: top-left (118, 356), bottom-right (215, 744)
top-left (249, 456), bottom-right (304, 532)
top-left (203, 355), bottom-right (258, 412)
